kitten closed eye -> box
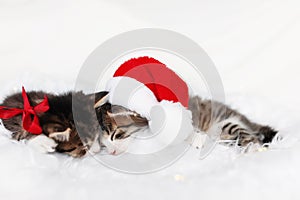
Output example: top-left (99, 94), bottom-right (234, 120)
top-left (114, 131), bottom-right (130, 140)
top-left (97, 104), bottom-right (148, 155)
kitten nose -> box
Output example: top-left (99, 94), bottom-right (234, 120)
top-left (110, 150), bottom-right (117, 155)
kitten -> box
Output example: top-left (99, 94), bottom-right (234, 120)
top-left (188, 96), bottom-right (278, 147)
top-left (95, 102), bottom-right (148, 155)
top-left (0, 90), bottom-right (101, 157)
top-left (0, 90), bottom-right (147, 157)
top-left (98, 96), bottom-right (278, 154)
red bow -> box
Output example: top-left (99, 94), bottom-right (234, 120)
top-left (0, 87), bottom-right (49, 134)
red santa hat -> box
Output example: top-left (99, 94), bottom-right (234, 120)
top-left (105, 56), bottom-right (193, 145)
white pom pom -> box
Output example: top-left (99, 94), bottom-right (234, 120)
top-left (126, 101), bottom-right (194, 154)
top-left (149, 100), bottom-right (193, 145)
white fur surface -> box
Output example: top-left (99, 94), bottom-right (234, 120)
top-left (1, 0), bottom-right (300, 200)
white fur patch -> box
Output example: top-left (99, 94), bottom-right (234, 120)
top-left (49, 128), bottom-right (71, 142)
top-left (27, 135), bottom-right (58, 153)
top-left (186, 131), bottom-right (207, 149)
top-left (89, 135), bottom-right (101, 155)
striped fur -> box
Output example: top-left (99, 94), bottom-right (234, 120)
top-left (96, 103), bottom-right (148, 155)
top-left (188, 96), bottom-right (278, 146)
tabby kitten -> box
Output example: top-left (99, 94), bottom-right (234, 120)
top-left (188, 96), bottom-right (277, 147)
top-left (95, 102), bottom-right (148, 155)
top-left (96, 95), bottom-right (277, 155)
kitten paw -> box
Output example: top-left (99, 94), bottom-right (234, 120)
top-left (186, 131), bottom-right (207, 149)
top-left (28, 135), bottom-right (58, 153)
top-left (49, 128), bottom-right (71, 142)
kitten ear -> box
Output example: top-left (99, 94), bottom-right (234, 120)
top-left (106, 111), bottom-right (113, 118)
top-left (131, 114), bottom-right (148, 127)
top-left (93, 91), bottom-right (109, 108)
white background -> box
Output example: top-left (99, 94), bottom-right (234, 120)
top-left (0, 0), bottom-right (300, 199)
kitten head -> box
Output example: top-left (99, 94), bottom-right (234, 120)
top-left (95, 99), bottom-right (148, 155)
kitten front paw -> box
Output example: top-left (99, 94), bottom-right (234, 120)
top-left (186, 132), bottom-right (207, 149)
top-left (49, 128), bottom-right (71, 142)
top-left (28, 135), bottom-right (58, 153)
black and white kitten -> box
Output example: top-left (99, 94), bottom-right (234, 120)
top-left (0, 90), bottom-right (147, 157)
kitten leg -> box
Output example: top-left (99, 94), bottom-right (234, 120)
top-left (238, 132), bottom-right (261, 146)
top-left (11, 131), bottom-right (33, 141)
top-left (220, 121), bottom-right (263, 146)
top-left (186, 130), bottom-right (207, 149)
top-left (67, 146), bottom-right (87, 158)
top-left (49, 128), bottom-right (71, 142)
top-left (89, 134), bottom-right (101, 155)
top-left (27, 135), bottom-right (58, 153)
top-left (237, 128), bottom-right (277, 147)
top-left (219, 122), bottom-right (242, 141)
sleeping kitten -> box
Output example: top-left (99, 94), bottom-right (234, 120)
top-left (1, 91), bottom-right (148, 157)
top-left (188, 96), bottom-right (278, 147)
top-left (0, 90), bottom-right (102, 157)
top-left (97, 96), bottom-right (278, 155)
top-left (1, 91), bottom-right (144, 157)
top-left (95, 102), bottom-right (148, 155)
